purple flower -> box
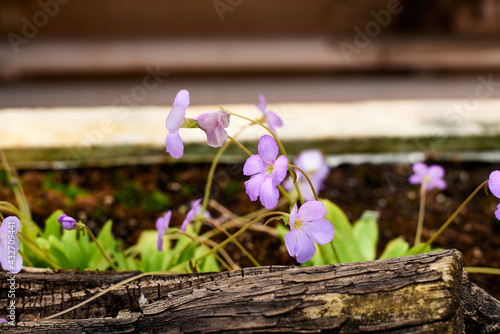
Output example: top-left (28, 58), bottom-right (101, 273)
top-left (156, 211), bottom-right (172, 252)
top-left (0, 318), bottom-right (6, 323)
top-left (489, 170), bottom-right (500, 198)
top-left (255, 94), bottom-right (283, 133)
top-left (180, 199), bottom-right (211, 231)
top-left (166, 89), bottom-right (190, 159)
top-left (195, 110), bottom-right (230, 147)
top-left (488, 171), bottom-right (500, 220)
top-left (409, 162), bottom-right (446, 190)
top-left (284, 149), bottom-right (330, 201)
top-left (0, 216), bottom-right (23, 274)
top-left (284, 201), bottom-right (335, 263)
top-left (58, 214), bottom-right (77, 230)
top-left (243, 135), bottom-right (288, 209)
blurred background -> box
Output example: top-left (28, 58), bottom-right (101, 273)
top-left (1, 0), bottom-right (500, 107)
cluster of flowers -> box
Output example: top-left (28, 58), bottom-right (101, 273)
top-left (161, 90), bottom-right (334, 263)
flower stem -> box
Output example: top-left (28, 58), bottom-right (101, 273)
top-left (288, 164), bottom-right (318, 201)
top-left (205, 217), bottom-right (261, 267)
top-left (197, 211), bottom-right (287, 262)
top-left (200, 124), bottom-right (250, 233)
top-left (228, 135), bottom-right (252, 156)
top-left (412, 180), bottom-right (488, 255)
top-left (83, 225), bottom-right (119, 271)
top-left (18, 232), bottom-right (61, 269)
top-left (414, 180), bottom-right (428, 246)
top-left (465, 266), bottom-right (500, 275)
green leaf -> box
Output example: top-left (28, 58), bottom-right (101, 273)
top-left (44, 210), bottom-right (63, 240)
top-left (379, 237), bottom-right (410, 259)
top-left (352, 211), bottom-right (379, 261)
top-left (61, 229), bottom-right (86, 270)
top-left (48, 235), bottom-right (73, 269)
top-left (406, 243), bottom-right (432, 256)
top-left (321, 199), bottom-right (365, 263)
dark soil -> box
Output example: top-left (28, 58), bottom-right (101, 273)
top-left (2, 161), bottom-right (500, 299)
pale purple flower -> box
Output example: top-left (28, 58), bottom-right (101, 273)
top-left (156, 211), bottom-right (172, 252)
top-left (488, 170), bottom-right (500, 220)
top-left (488, 170), bottom-right (500, 198)
top-left (180, 199), bottom-right (212, 230)
top-left (243, 135), bottom-right (288, 209)
top-left (284, 149), bottom-right (330, 201)
top-left (0, 318), bottom-right (6, 323)
top-left (255, 94), bottom-right (283, 133)
top-left (0, 216), bottom-right (23, 274)
top-left (58, 214), bottom-right (77, 230)
top-left (166, 89), bottom-right (190, 159)
top-left (195, 110), bottom-right (230, 147)
top-left (409, 162), bottom-right (446, 190)
top-left (284, 201), bottom-right (335, 263)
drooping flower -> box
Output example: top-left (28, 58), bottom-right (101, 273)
top-left (284, 201), bottom-right (335, 263)
top-left (255, 94), bottom-right (283, 133)
top-left (195, 110), bottom-right (230, 148)
top-left (58, 214), bottom-right (77, 230)
top-left (243, 135), bottom-right (288, 209)
top-left (166, 89), bottom-right (190, 159)
top-left (409, 162), bottom-right (446, 190)
top-left (488, 170), bottom-right (500, 220)
top-left (0, 216), bottom-right (23, 274)
top-left (0, 318), bottom-right (7, 324)
top-left (180, 199), bottom-right (212, 231)
top-left (284, 149), bottom-right (330, 201)
top-left (156, 211), bottom-right (172, 252)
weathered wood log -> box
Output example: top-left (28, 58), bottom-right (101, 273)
top-left (0, 249), bottom-right (498, 333)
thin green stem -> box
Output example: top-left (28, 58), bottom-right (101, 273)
top-left (465, 266), bottom-right (500, 275)
top-left (414, 180), bottom-right (428, 246)
top-left (18, 233), bottom-right (61, 269)
top-left (288, 164), bottom-right (318, 201)
top-left (413, 180), bottom-right (489, 255)
top-left (174, 228), bottom-right (234, 271)
top-left (277, 185), bottom-right (294, 206)
top-left (205, 217), bottom-right (261, 267)
top-left (228, 135), bottom-right (252, 156)
top-left (18, 248), bottom-right (33, 267)
top-left (197, 211), bottom-right (287, 262)
top-left (83, 225), bottom-right (119, 271)
top-left (331, 243), bottom-right (341, 264)
top-left (200, 124), bottom-right (250, 233)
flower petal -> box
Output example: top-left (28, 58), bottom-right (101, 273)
top-left (244, 173), bottom-right (266, 201)
top-left (412, 162), bottom-right (427, 176)
top-left (181, 207), bottom-right (197, 231)
top-left (289, 203), bottom-right (298, 231)
top-left (298, 201), bottom-right (327, 222)
top-left (257, 135), bottom-right (278, 165)
top-left (259, 177), bottom-right (279, 209)
top-left (301, 218), bottom-right (334, 245)
top-left (427, 178), bottom-right (447, 191)
top-left (243, 155), bottom-right (265, 176)
top-left (166, 105), bottom-right (187, 132)
top-left (495, 203), bottom-right (500, 220)
top-left (272, 155), bottom-right (288, 186)
top-left (427, 165), bottom-right (445, 179)
top-left (294, 231), bottom-right (317, 263)
top-left (489, 170), bottom-right (500, 198)
top-left (266, 111), bottom-right (283, 128)
top-left (166, 131), bottom-right (184, 159)
top-left (284, 229), bottom-right (298, 257)
top-left (218, 110), bottom-right (230, 128)
top-left (205, 125), bottom-right (228, 148)
top-left (196, 111), bottom-right (218, 133)
top-left (173, 89), bottom-right (190, 107)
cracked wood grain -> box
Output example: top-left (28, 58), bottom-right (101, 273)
top-left (0, 249), bottom-right (498, 333)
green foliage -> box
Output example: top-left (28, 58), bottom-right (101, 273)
top-left (115, 180), bottom-right (171, 212)
top-left (42, 173), bottom-right (88, 200)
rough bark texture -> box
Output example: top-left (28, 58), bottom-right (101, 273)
top-left (0, 249), bottom-right (498, 333)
